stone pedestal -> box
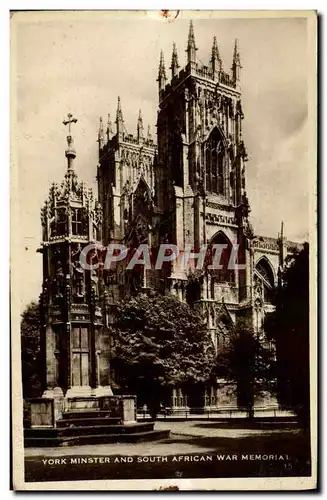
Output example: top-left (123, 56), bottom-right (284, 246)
top-left (65, 386), bottom-right (93, 399)
top-left (41, 387), bottom-right (64, 423)
top-left (24, 392), bottom-right (136, 429)
top-left (29, 398), bottom-right (54, 428)
top-left (120, 395), bottom-right (137, 424)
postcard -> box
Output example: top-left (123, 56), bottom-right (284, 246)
top-left (10, 9), bottom-right (317, 491)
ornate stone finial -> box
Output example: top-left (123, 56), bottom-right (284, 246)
top-left (232, 38), bottom-right (242, 82)
top-left (211, 36), bottom-right (222, 73)
top-left (158, 50), bottom-right (166, 78)
top-left (116, 96), bottom-right (124, 138)
top-left (116, 96), bottom-right (123, 119)
top-left (137, 109), bottom-right (144, 142)
top-left (106, 113), bottom-right (113, 141)
top-left (63, 112), bottom-right (77, 135)
top-left (98, 116), bottom-right (104, 150)
top-left (233, 39), bottom-right (241, 64)
top-left (170, 42), bottom-right (180, 78)
top-left (186, 21), bottom-right (197, 64)
top-left (187, 21), bottom-right (196, 49)
top-left (63, 113), bottom-right (78, 169)
top-left (157, 50), bottom-right (167, 94)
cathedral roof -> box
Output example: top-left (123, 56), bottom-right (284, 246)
top-left (253, 234), bottom-right (303, 253)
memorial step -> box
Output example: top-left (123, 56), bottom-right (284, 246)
top-left (57, 416), bottom-right (121, 427)
top-left (24, 429), bottom-right (170, 447)
top-left (62, 410), bottom-right (116, 420)
top-left (25, 422), bottom-right (155, 439)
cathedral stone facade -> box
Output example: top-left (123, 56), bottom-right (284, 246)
top-left (39, 23), bottom-right (301, 410)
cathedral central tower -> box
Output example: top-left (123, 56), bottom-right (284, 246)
top-left (156, 22), bottom-right (248, 213)
top-left (155, 22), bottom-right (251, 312)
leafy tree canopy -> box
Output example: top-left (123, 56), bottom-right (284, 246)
top-left (111, 292), bottom-right (216, 411)
top-left (216, 317), bottom-right (276, 418)
top-left (264, 243), bottom-right (310, 427)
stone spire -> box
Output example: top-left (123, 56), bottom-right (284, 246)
top-left (63, 113), bottom-right (77, 170)
top-left (98, 116), bottom-right (104, 151)
top-left (232, 38), bottom-right (242, 83)
top-left (211, 36), bottom-right (222, 74)
top-left (186, 21), bottom-right (197, 64)
top-left (137, 109), bottom-right (144, 142)
top-left (157, 50), bottom-right (167, 94)
top-left (116, 96), bottom-right (124, 138)
top-left (106, 113), bottom-right (113, 141)
top-left (170, 42), bottom-right (180, 78)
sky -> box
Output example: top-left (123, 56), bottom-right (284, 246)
top-left (11, 11), bottom-right (313, 310)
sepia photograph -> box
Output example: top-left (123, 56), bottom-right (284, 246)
top-left (10, 10), bottom-right (317, 490)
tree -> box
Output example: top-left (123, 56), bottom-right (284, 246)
top-left (216, 318), bottom-right (276, 420)
top-left (110, 292), bottom-right (216, 419)
top-left (21, 301), bottom-right (43, 398)
top-left (264, 243), bottom-right (310, 428)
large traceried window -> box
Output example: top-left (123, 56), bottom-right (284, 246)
top-left (204, 128), bottom-right (225, 195)
top-left (209, 231), bottom-right (235, 284)
top-left (71, 326), bottom-right (89, 386)
top-left (255, 258), bottom-right (275, 304)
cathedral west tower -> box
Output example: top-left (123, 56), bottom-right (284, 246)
top-left (155, 22), bottom-right (251, 336)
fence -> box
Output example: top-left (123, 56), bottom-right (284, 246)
top-left (137, 405), bottom-right (295, 421)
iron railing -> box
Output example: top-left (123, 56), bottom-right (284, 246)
top-left (137, 405), bottom-right (295, 420)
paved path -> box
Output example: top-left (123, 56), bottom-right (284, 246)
top-left (155, 421), bottom-right (299, 439)
top-left (24, 421), bottom-right (300, 458)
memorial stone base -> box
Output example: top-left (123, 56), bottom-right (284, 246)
top-left (24, 391), bottom-right (170, 447)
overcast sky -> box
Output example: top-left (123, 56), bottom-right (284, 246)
top-left (12, 11), bottom-right (312, 310)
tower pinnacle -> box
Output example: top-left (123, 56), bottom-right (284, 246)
top-left (106, 113), bottom-right (113, 141)
top-left (137, 109), bottom-right (144, 142)
top-left (211, 36), bottom-right (222, 74)
top-left (232, 38), bottom-right (242, 83)
top-left (170, 42), bottom-right (180, 78)
top-left (186, 21), bottom-right (197, 64)
top-left (63, 113), bottom-right (77, 169)
top-left (116, 96), bottom-right (124, 138)
top-left (98, 116), bottom-right (104, 151)
top-left (157, 50), bottom-right (167, 95)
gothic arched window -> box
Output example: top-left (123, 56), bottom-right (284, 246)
top-left (209, 231), bottom-right (235, 283)
top-left (204, 128), bottom-right (225, 195)
top-left (255, 258), bottom-right (275, 304)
